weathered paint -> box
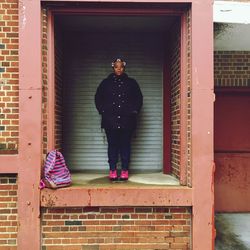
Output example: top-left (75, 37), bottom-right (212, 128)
top-left (18, 1), bottom-right (42, 250)
top-left (215, 88), bottom-right (250, 212)
top-left (41, 186), bottom-right (192, 207)
top-left (215, 89), bottom-right (250, 152)
top-left (215, 153), bottom-right (250, 212)
top-left (191, 1), bottom-right (214, 250)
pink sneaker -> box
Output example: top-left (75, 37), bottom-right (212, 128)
top-left (120, 170), bottom-right (128, 180)
top-left (109, 170), bottom-right (118, 180)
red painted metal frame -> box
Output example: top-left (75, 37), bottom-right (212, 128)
top-left (191, 1), bottom-right (214, 249)
top-left (17, 0), bottom-right (42, 249)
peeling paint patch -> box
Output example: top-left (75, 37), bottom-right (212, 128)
top-left (19, 0), bottom-right (27, 30)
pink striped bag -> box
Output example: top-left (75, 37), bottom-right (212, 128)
top-left (40, 150), bottom-right (72, 189)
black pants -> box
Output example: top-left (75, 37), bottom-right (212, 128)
top-left (105, 129), bottom-right (134, 171)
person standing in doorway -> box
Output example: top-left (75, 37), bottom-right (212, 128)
top-left (95, 58), bottom-right (143, 181)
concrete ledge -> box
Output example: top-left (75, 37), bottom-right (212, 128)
top-left (41, 186), bottom-right (192, 207)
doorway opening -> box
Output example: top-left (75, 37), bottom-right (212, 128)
top-left (48, 4), bottom-right (188, 184)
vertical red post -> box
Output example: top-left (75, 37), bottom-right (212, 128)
top-left (191, 1), bottom-right (214, 249)
top-left (18, 0), bottom-right (42, 249)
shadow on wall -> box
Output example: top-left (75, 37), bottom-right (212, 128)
top-left (215, 214), bottom-right (248, 250)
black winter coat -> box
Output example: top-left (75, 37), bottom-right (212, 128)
top-left (95, 73), bottom-right (143, 130)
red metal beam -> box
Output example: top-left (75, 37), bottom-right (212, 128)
top-left (18, 0), bottom-right (42, 249)
top-left (191, 1), bottom-right (214, 249)
top-left (41, 186), bottom-right (192, 207)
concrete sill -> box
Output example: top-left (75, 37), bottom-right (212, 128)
top-left (41, 173), bottom-right (192, 207)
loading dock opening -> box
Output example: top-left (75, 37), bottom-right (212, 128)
top-left (46, 3), bottom-right (189, 184)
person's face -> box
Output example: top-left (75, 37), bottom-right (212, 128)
top-left (113, 62), bottom-right (125, 76)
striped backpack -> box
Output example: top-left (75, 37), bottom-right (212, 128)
top-left (40, 150), bottom-right (72, 189)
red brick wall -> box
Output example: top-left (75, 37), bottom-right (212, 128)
top-left (169, 20), bottom-right (181, 179)
top-left (0, 0), bottom-right (18, 154)
top-left (41, 206), bottom-right (191, 250)
top-left (214, 51), bottom-right (250, 87)
top-left (186, 9), bottom-right (192, 187)
top-left (168, 9), bottom-right (192, 185)
top-left (42, 8), bottom-right (64, 152)
top-left (0, 175), bottom-right (17, 249)
top-left (42, 7), bottom-right (48, 154)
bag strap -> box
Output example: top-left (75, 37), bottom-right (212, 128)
top-left (44, 150), bottom-right (57, 174)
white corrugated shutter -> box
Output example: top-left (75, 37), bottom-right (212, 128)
top-left (62, 32), bottom-right (163, 172)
